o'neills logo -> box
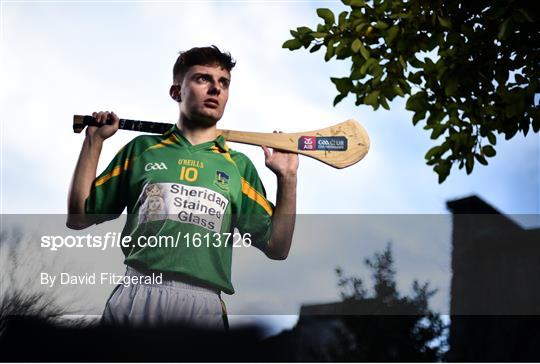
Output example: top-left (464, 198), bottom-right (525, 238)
top-left (137, 182), bottom-right (229, 232)
top-left (298, 136), bottom-right (348, 151)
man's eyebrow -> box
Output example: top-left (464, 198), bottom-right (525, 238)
top-left (191, 72), bottom-right (210, 78)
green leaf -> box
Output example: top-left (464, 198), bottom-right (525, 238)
top-left (504, 125), bottom-right (519, 140)
top-left (310, 43), bottom-right (323, 53)
top-left (487, 132), bottom-right (497, 145)
top-left (350, 65), bottom-right (366, 79)
top-left (516, 8), bottom-right (534, 22)
top-left (400, 79), bottom-right (412, 92)
top-left (333, 93), bottom-right (347, 106)
top-left (406, 91), bottom-right (428, 112)
top-left (282, 39), bottom-right (302, 50)
top-left (335, 41), bottom-right (348, 58)
top-left (522, 118), bottom-right (530, 137)
top-left (317, 8), bottom-right (335, 24)
top-left (447, 32), bottom-right (461, 45)
top-left (351, 39), bottom-right (362, 53)
top-left (297, 26), bottom-right (312, 35)
top-left (532, 108), bottom-right (540, 132)
top-left (364, 90), bottom-right (380, 107)
top-left (385, 26), bottom-right (400, 45)
top-left (449, 132), bottom-right (464, 153)
top-left (358, 41), bottom-right (370, 60)
top-left (409, 57), bottom-right (424, 69)
top-left (498, 18), bottom-right (511, 40)
top-left (311, 32), bottom-right (327, 38)
top-left (465, 154), bottom-right (474, 174)
top-left (325, 41), bottom-right (335, 61)
top-left (380, 96), bottom-right (390, 110)
top-left (393, 84), bottom-right (404, 97)
top-left (438, 16), bottom-right (452, 29)
top-left (359, 58), bottom-right (375, 75)
top-left (425, 146), bottom-right (441, 160)
top-left (398, 55), bottom-right (406, 70)
top-left (505, 103), bottom-right (519, 118)
top-left (436, 64), bottom-right (448, 80)
top-left (430, 124), bottom-right (447, 139)
top-left (338, 11), bottom-right (348, 26)
top-left (330, 77), bottom-right (352, 93)
top-left (350, 0), bottom-right (366, 7)
top-left (355, 22), bottom-right (368, 33)
top-left (412, 111), bottom-right (426, 126)
top-left (445, 79), bottom-right (458, 96)
top-left (427, 109), bottom-right (445, 125)
top-left (475, 153), bottom-right (488, 165)
top-left (435, 160), bottom-right (451, 183)
top-left (374, 21), bottom-right (389, 30)
top-left (514, 74), bottom-right (527, 85)
top-left (423, 58), bottom-right (436, 73)
top-left (482, 145), bottom-right (496, 157)
top-left (408, 71), bottom-right (423, 84)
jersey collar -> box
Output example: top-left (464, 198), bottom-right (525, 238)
top-left (166, 124), bottom-right (229, 152)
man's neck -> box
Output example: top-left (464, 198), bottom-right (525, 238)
top-left (177, 117), bottom-right (218, 146)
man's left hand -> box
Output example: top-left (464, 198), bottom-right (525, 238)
top-left (262, 131), bottom-right (299, 177)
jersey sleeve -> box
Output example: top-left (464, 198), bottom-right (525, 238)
top-left (234, 155), bottom-right (275, 252)
top-left (84, 141), bottom-right (133, 222)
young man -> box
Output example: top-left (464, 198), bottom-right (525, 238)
top-left (66, 46), bottom-right (298, 331)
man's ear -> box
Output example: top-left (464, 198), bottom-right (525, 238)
top-left (169, 85), bottom-right (181, 102)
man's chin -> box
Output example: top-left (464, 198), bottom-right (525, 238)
top-left (192, 111), bottom-right (221, 127)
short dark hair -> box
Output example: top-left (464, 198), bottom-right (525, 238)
top-left (173, 45), bottom-right (236, 85)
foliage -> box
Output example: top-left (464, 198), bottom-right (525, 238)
top-left (335, 243), bottom-right (448, 361)
top-left (0, 228), bottom-right (67, 335)
top-left (283, 0), bottom-right (539, 182)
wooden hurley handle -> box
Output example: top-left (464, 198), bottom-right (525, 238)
top-left (73, 115), bottom-right (370, 169)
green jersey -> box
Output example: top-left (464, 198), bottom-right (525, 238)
top-left (85, 125), bottom-right (274, 294)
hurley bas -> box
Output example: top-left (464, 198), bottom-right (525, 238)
top-left (40, 272), bottom-right (163, 288)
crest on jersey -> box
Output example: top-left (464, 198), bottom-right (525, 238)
top-left (214, 170), bottom-right (230, 191)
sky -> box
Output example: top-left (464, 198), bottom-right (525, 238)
top-left (1, 0), bottom-right (538, 336)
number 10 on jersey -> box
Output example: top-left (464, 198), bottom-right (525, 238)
top-left (179, 166), bottom-right (198, 182)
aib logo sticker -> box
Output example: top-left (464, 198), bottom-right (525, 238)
top-left (214, 170), bottom-right (230, 191)
top-left (298, 136), bottom-right (348, 151)
top-left (298, 136), bottom-right (316, 150)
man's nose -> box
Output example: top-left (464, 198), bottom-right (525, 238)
top-left (208, 82), bottom-right (221, 95)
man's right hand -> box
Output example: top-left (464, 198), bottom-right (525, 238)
top-left (67, 110), bottom-right (119, 229)
top-left (86, 111), bottom-right (120, 141)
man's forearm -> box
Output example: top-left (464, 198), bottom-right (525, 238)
top-left (66, 136), bottom-right (103, 229)
top-left (267, 174), bottom-right (297, 260)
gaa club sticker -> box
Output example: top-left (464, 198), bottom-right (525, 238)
top-left (298, 136), bottom-right (348, 151)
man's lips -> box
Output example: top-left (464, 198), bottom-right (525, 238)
top-left (204, 99), bottom-right (219, 108)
